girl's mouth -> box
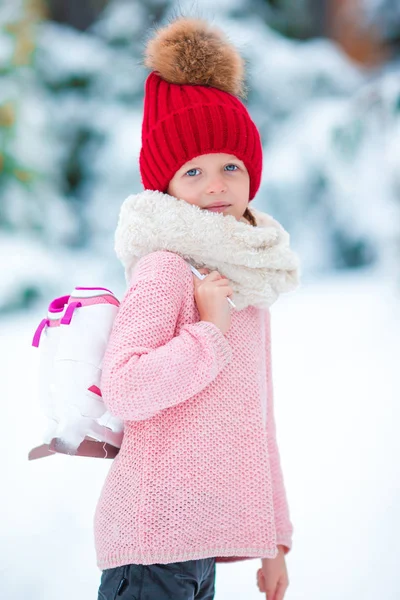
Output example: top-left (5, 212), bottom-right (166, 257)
top-left (205, 204), bottom-right (231, 212)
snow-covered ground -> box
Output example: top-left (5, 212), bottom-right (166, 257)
top-left (1, 266), bottom-right (398, 599)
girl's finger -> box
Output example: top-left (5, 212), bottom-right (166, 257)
top-left (256, 568), bottom-right (266, 593)
top-left (197, 268), bottom-right (210, 275)
top-left (200, 270), bottom-right (224, 282)
top-left (265, 587), bottom-right (276, 600)
top-left (273, 579), bottom-right (288, 600)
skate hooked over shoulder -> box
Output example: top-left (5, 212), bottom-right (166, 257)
top-left (28, 287), bottom-right (124, 461)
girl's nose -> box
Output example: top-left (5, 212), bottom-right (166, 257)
top-left (206, 179), bottom-right (227, 194)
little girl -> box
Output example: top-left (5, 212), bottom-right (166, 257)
top-left (94, 17), bottom-right (300, 600)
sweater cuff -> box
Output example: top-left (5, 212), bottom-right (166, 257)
top-left (195, 320), bottom-right (232, 369)
top-left (276, 532), bottom-right (293, 555)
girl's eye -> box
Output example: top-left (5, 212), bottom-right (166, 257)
top-left (225, 164), bottom-right (239, 171)
top-left (185, 168), bottom-right (201, 177)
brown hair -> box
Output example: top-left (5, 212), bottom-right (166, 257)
top-left (243, 207), bottom-right (257, 226)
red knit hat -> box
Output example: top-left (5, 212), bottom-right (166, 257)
top-left (139, 19), bottom-right (263, 201)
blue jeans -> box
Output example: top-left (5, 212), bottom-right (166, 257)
top-left (97, 557), bottom-right (216, 600)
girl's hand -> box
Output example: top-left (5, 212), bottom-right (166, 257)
top-left (192, 268), bottom-right (233, 335)
top-left (256, 546), bottom-right (289, 600)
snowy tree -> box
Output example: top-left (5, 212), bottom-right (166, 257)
top-left (362, 0), bottom-right (400, 44)
top-left (260, 0), bottom-right (327, 39)
top-left (0, 0), bottom-right (172, 312)
top-left (0, 0), bottom-right (79, 312)
top-left (33, 0), bottom-right (171, 250)
top-left (0, 0), bottom-right (74, 241)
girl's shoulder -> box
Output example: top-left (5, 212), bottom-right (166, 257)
top-left (129, 250), bottom-right (192, 293)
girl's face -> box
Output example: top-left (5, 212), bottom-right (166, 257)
top-left (167, 153), bottom-right (250, 221)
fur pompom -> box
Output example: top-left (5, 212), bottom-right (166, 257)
top-left (144, 18), bottom-right (246, 98)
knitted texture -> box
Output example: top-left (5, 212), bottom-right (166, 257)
top-left (139, 72), bottom-right (263, 200)
top-left (93, 250), bottom-right (293, 569)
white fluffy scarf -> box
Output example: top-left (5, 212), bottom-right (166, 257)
top-left (114, 190), bottom-right (301, 311)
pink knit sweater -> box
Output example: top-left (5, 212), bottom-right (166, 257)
top-left (93, 250), bottom-right (293, 569)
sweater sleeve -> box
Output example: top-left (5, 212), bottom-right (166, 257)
top-left (100, 250), bottom-right (232, 422)
top-left (265, 308), bottom-right (294, 556)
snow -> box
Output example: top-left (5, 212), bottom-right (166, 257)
top-left (0, 237), bottom-right (125, 315)
top-left (362, 0), bottom-right (400, 37)
top-left (91, 0), bottom-right (147, 41)
top-left (1, 267), bottom-right (399, 599)
top-left (36, 23), bottom-right (111, 81)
